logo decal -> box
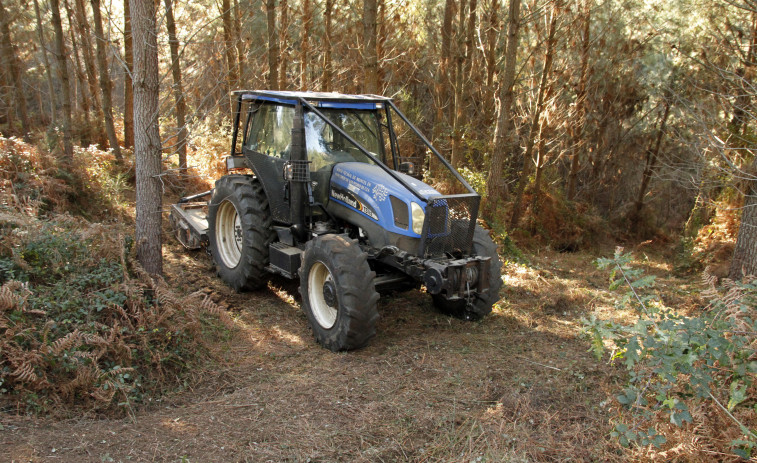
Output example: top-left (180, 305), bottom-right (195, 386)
top-left (330, 186), bottom-right (379, 221)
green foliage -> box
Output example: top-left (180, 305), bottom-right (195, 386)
top-left (0, 220), bottom-right (233, 415)
top-left (583, 249), bottom-right (757, 454)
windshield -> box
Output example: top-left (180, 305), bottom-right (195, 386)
top-left (304, 109), bottom-right (383, 171)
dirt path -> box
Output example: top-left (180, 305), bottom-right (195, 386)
top-left (3, 244), bottom-right (670, 462)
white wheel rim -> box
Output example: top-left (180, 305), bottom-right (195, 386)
top-left (216, 200), bottom-right (243, 268)
top-left (308, 261), bottom-right (337, 329)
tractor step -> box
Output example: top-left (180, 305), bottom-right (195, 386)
top-left (266, 242), bottom-right (303, 278)
top-left (170, 202), bottom-right (208, 250)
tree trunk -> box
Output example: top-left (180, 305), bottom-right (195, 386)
top-left (33, 0), bottom-right (57, 124)
top-left (483, 0), bottom-right (499, 124)
top-left (300, 0), bottom-right (311, 90)
top-left (730, 161), bottom-right (757, 280)
top-left (631, 98), bottom-right (671, 226)
top-left (278, 0), bottom-right (288, 90)
top-left (363, 0), bottom-right (378, 94)
top-left (91, 0), bottom-right (122, 161)
top-left (322, 0), bottom-right (333, 92)
top-left (510, 1), bottom-right (558, 228)
top-left (124, 0), bottom-right (134, 148)
top-left (73, 0), bottom-right (107, 148)
top-left (434, 0), bottom-right (454, 148)
top-left (566, 0), bottom-right (591, 200)
top-left (450, 0), bottom-right (467, 168)
top-left (131, 0), bottom-right (163, 276)
top-left (65, 0), bottom-right (90, 129)
top-left (0, 0), bottom-right (31, 140)
top-left (164, 0), bottom-right (187, 168)
top-left (50, 0), bottom-right (74, 159)
top-left (222, 0), bottom-right (238, 93)
top-left (485, 0), bottom-right (521, 212)
top-left (233, 0), bottom-right (244, 86)
top-left (266, 0), bottom-right (279, 89)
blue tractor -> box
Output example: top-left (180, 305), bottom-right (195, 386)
top-left (170, 90), bottom-right (502, 351)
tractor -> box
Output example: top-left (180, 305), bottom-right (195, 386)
top-left (170, 90), bottom-right (502, 351)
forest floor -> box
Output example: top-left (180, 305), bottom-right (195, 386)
top-left (2, 227), bottom-right (704, 462)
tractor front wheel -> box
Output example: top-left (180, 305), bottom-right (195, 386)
top-left (299, 235), bottom-right (379, 351)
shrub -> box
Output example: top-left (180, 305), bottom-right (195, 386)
top-left (583, 249), bottom-right (757, 458)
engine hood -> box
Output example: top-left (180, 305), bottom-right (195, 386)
top-left (328, 162), bottom-right (440, 239)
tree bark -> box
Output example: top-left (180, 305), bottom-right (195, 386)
top-left (483, 0), bottom-right (499, 124)
top-left (485, 0), bottom-right (521, 212)
top-left (73, 0), bottom-right (107, 148)
top-left (65, 1), bottom-right (89, 125)
top-left (0, 0), bottom-right (31, 140)
top-left (50, 0), bottom-right (74, 159)
top-left (450, 0), bottom-right (468, 168)
top-left (300, 0), bottom-right (311, 90)
top-left (566, 0), bottom-right (591, 200)
top-left (221, 0), bottom-right (238, 93)
top-left (266, 0), bottom-right (279, 89)
top-left (233, 0), bottom-right (244, 86)
top-left (91, 0), bottom-right (122, 161)
top-left (164, 0), bottom-right (187, 168)
top-left (278, 0), bottom-right (288, 90)
top-left (131, 0), bottom-right (163, 275)
top-left (730, 161), bottom-right (757, 280)
top-left (363, 0), bottom-right (378, 94)
top-left (322, 0), bottom-right (333, 92)
top-left (510, 1), bottom-right (558, 228)
top-left (434, 0), bottom-right (454, 148)
top-left (33, 0), bottom-right (57, 124)
top-left (631, 98), bottom-right (671, 226)
top-left (124, 0), bottom-right (134, 148)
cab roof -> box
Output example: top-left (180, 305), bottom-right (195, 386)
top-left (232, 90), bottom-right (391, 110)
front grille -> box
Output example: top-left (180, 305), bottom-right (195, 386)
top-left (420, 195), bottom-right (479, 258)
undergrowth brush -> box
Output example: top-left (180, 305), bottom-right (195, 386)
top-left (0, 136), bottom-right (235, 416)
top-left (584, 249), bottom-right (757, 460)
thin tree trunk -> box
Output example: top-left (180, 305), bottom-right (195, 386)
top-left (530, 116), bottom-right (550, 218)
top-left (65, 1), bottom-right (89, 127)
top-left (33, 0), bottom-right (57, 124)
top-left (483, 0), bottom-right (499, 124)
top-left (233, 0), bottom-right (244, 86)
top-left (450, 0), bottom-right (467, 168)
top-left (510, 1), bottom-right (558, 228)
top-left (730, 160), bottom-right (757, 280)
top-left (322, 0), bottom-right (333, 92)
top-left (124, 0), bottom-right (134, 148)
top-left (300, 0), bottom-right (311, 90)
top-left (50, 0), bottom-right (74, 159)
top-left (485, 0), bottom-right (521, 212)
top-left (434, 0), bottom-right (454, 147)
top-left (266, 0), bottom-right (279, 89)
top-left (91, 0), bottom-right (122, 161)
top-left (131, 0), bottom-right (163, 275)
top-left (278, 0), bottom-right (288, 89)
top-left (363, 0), bottom-right (378, 94)
top-left (73, 0), bottom-right (107, 148)
top-left (566, 0), bottom-right (591, 200)
top-left (632, 98), bottom-right (671, 225)
top-left (222, 0), bottom-right (238, 93)
top-left (0, 0), bottom-right (31, 140)
top-left (164, 0), bottom-right (187, 168)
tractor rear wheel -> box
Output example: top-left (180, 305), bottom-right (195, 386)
top-left (432, 225), bottom-right (503, 320)
top-left (299, 235), bottom-right (379, 351)
top-left (208, 175), bottom-right (274, 291)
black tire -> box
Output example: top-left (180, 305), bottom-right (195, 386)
top-left (299, 235), bottom-right (380, 351)
top-left (207, 175), bottom-right (275, 291)
top-left (432, 225), bottom-right (503, 320)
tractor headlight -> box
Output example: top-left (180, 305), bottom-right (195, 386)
top-left (411, 202), bottom-right (425, 235)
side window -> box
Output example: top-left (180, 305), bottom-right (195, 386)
top-left (245, 104), bottom-right (295, 159)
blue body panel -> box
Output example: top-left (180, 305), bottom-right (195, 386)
top-left (329, 162), bottom-right (441, 237)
